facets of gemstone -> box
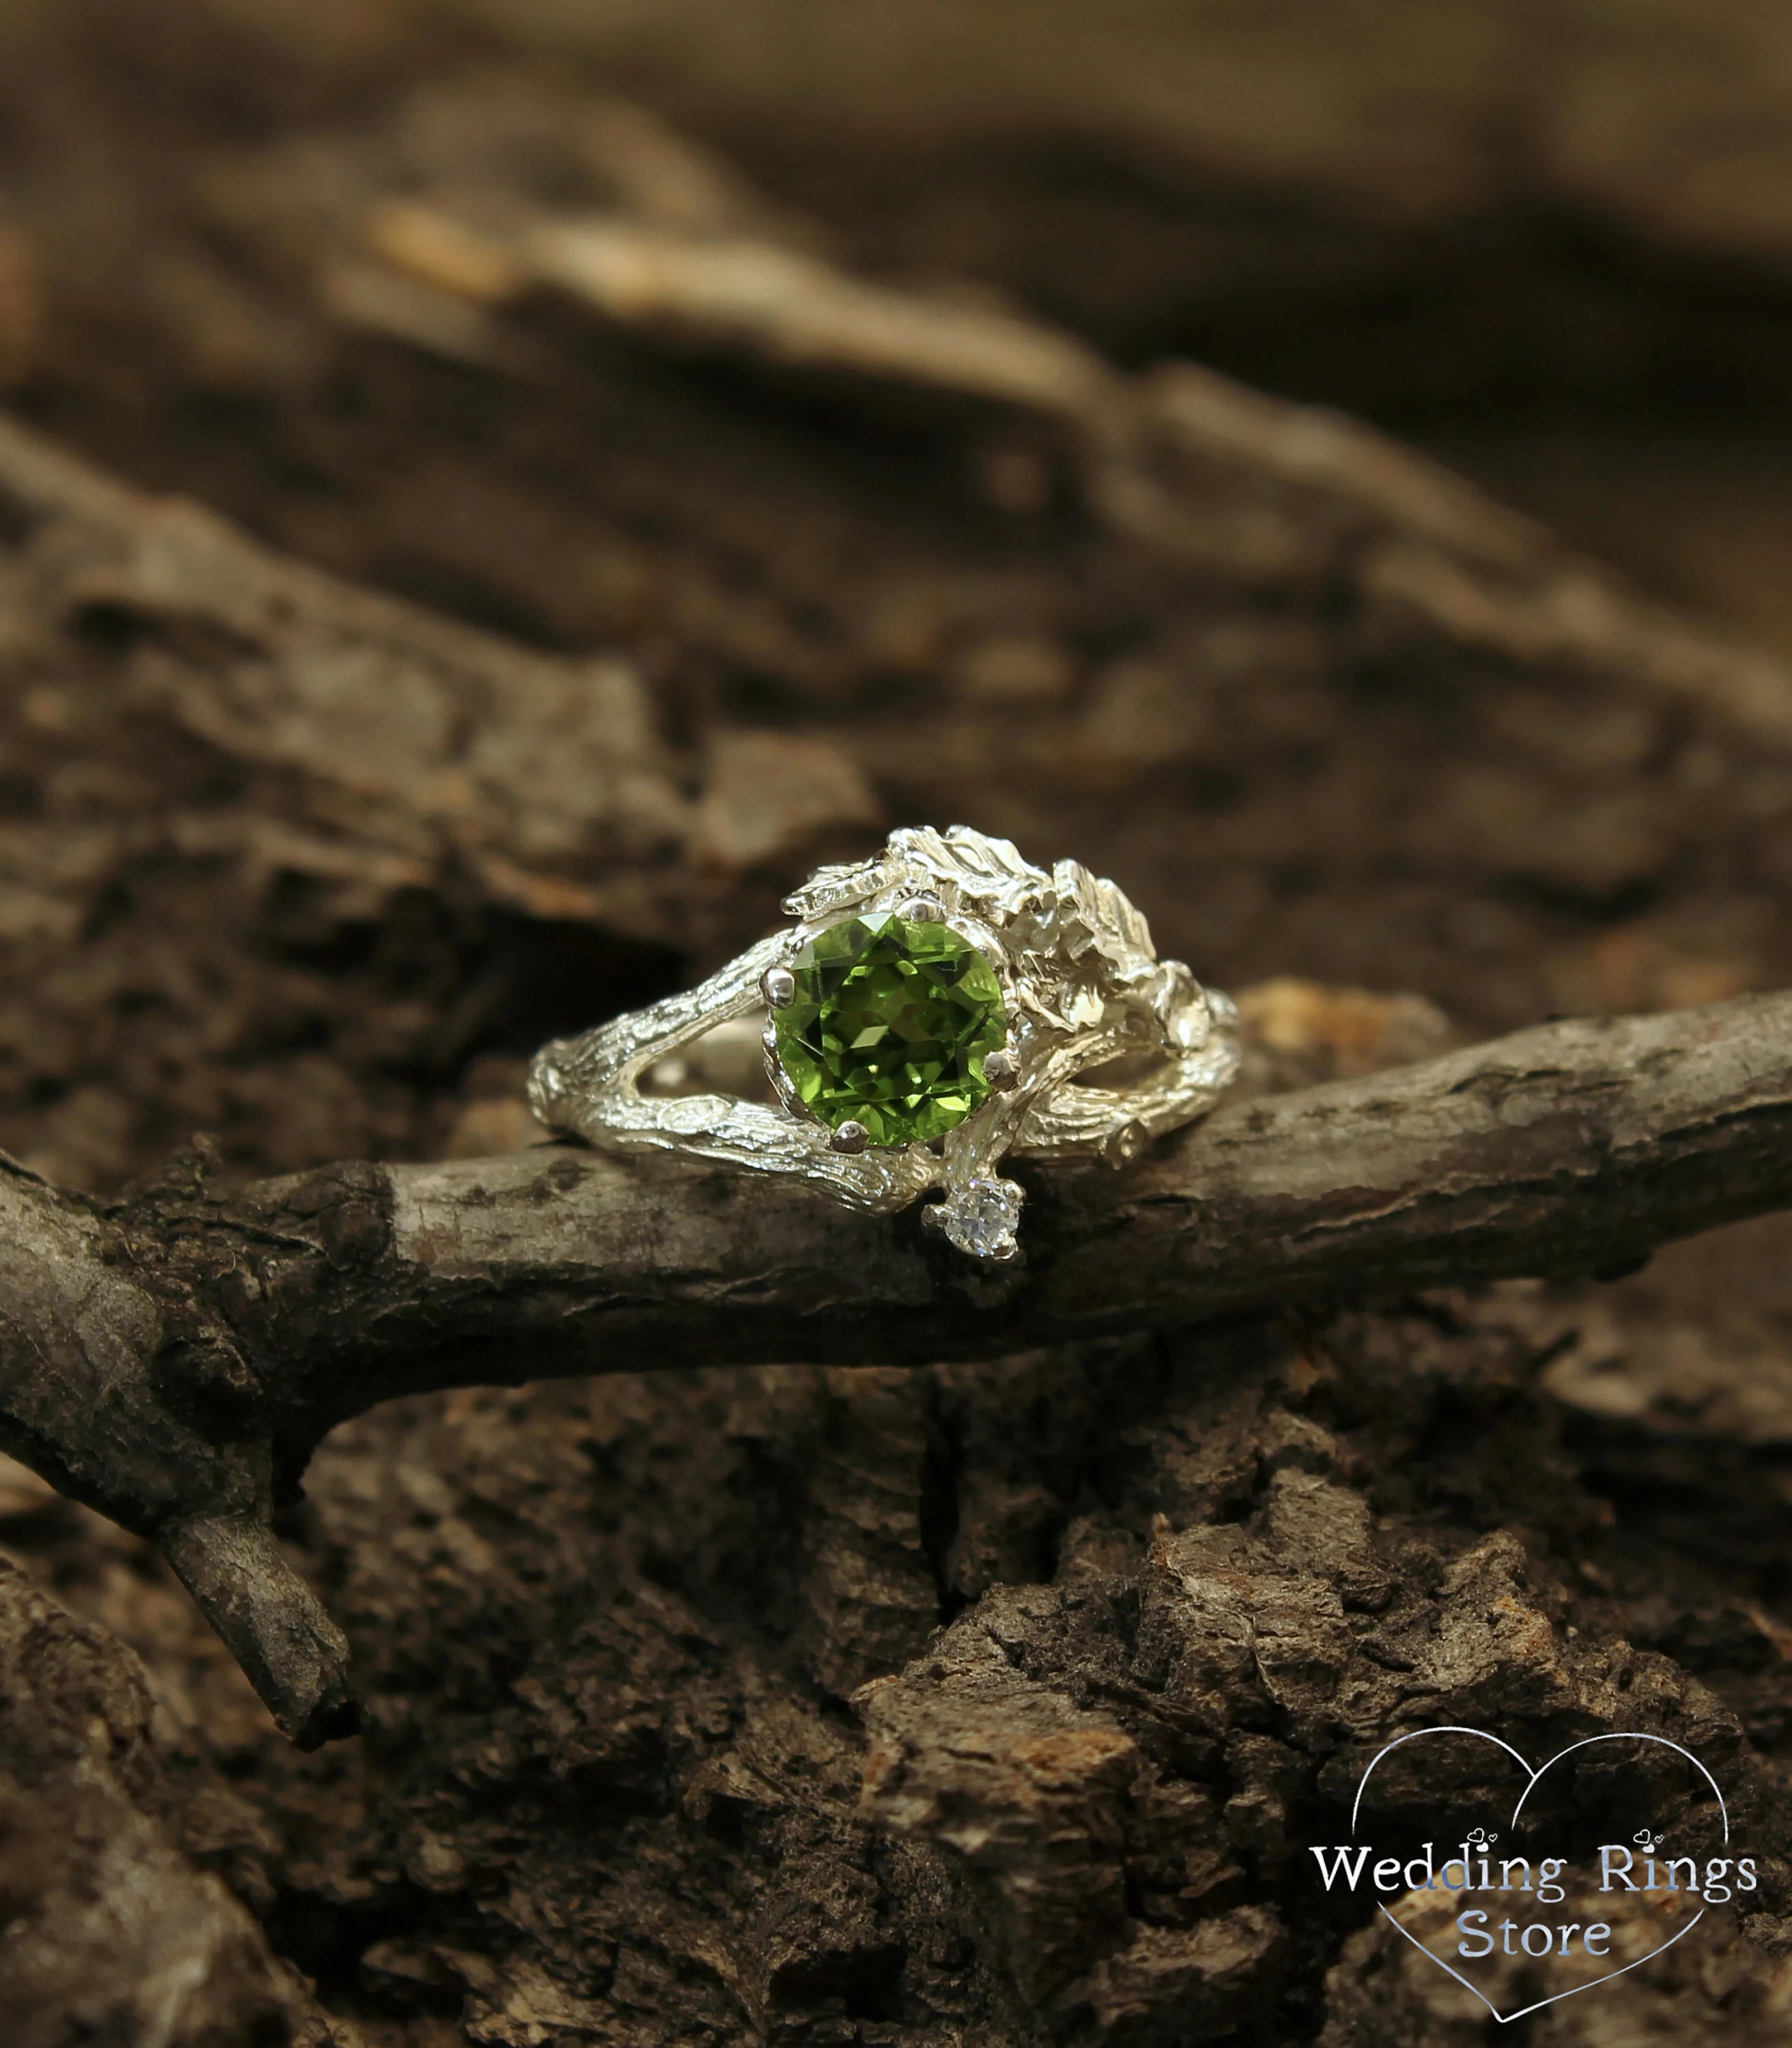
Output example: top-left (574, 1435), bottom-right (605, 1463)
top-left (935, 1178), bottom-right (1024, 1262)
top-left (773, 913), bottom-right (1008, 1145)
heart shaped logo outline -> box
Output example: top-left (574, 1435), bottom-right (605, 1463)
top-left (1349, 1725), bottom-right (1731, 2026)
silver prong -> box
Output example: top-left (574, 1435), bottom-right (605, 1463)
top-left (831, 1120), bottom-right (870, 1154)
top-left (896, 894), bottom-right (947, 924)
top-left (984, 1048), bottom-right (1018, 1092)
top-left (921, 1201), bottom-right (945, 1232)
top-left (1103, 1118), bottom-right (1148, 1169)
top-left (760, 966), bottom-right (796, 1010)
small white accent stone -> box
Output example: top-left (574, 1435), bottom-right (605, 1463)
top-left (937, 1178), bottom-right (1024, 1262)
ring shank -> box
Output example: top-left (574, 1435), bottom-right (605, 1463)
top-left (528, 826), bottom-right (1239, 1227)
top-left (528, 945), bottom-right (1238, 1196)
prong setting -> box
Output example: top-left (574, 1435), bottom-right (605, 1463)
top-left (895, 894), bottom-right (947, 924)
top-left (970, 928), bottom-right (1008, 974)
top-left (538, 826), bottom-right (1241, 1268)
top-left (932, 1176), bottom-right (1025, 1261)
top-left (1103, 1118), bottom-right (1149, 1169)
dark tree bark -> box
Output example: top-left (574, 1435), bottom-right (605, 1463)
top-left (0, 1554), bottom-right (341, 2047)
top-left (4, 19), bottom-right (1792, 2047)
top-left (1, 985), bottom-right (1790, 1740)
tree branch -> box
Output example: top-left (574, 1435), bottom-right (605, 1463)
top-left (0, 990), bottom-right (1788, 1744)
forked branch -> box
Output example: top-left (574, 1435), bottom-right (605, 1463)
top-left (1, 991), bottom-right (1788, 1745)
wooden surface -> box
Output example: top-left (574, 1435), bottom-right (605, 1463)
top-left (2, 10), bottom-right (1792, 2044)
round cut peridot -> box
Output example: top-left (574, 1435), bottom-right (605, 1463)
top-left (774, 913), bottom-right (1008, 1145)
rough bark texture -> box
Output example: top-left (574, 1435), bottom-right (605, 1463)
top-left (3, 986), bottom-right (1790, 1750)
top-left (4, 9), bottom-right (1792, 2047)
top-left (0, 1552), bottom-right (346, 2046)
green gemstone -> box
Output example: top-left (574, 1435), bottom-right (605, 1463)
top-left (774, 914), bottom-right (1008, 1145)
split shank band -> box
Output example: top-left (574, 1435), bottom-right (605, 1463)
top-left (528, 826), bottom-right (1238, 1262)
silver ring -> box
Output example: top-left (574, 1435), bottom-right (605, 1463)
top-left (527, 826), bottom-right (1238, 1262)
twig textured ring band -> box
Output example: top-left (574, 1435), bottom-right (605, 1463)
top-left (527, 826), bottom-right (1239, 1260)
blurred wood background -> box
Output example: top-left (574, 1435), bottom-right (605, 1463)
top-left (4, 5), bottom-right (1792, 2044)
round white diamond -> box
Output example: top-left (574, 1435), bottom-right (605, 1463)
top-left (937, 1178), bottom-right (1024, 1262)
